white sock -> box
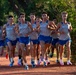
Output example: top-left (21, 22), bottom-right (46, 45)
top-left (43, 59), bottom-right (46, 62)
top-left (10, 58), bottom-right (13, 62)
top-left (67, 60), bottom-right (70, 62)
top-left (60, 59), bottom-right (62, 61)
top-left (24, 63), bottom-right (28, 66)
top-left (31, 58), bottom-right (34, 61)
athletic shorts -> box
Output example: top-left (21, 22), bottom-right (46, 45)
top-left (19, 37), bottom-right (30, 45)
top-left (30, 39), bottom-right (40, 44)
top-left (0, 40), bottom-right (4, 46)
top-left (58, 39), bottom-right (71, 45)
top-left (39, 35), bottom-right (52, 44)
top-left (6, 38), bottom-right (17, 46)
top-left (52, 38), bottom-right (59, 46)
top-left (17, 38), bottom-right (19, 42)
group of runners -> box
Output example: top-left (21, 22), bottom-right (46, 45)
top-left (0, 11), bottom-right (72, 70)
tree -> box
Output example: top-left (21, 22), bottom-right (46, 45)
top-left (0, 0), bottom-right (76, 29)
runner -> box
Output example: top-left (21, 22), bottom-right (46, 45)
top-left (16, 17), bottom-right (23, 66)
top-left (16, 13), bottom-right (32, 70)
top-left (0, 26), bottom-right (5, 56)
top-left (38, 12), bottom-right (54, 66)
top-left (56, 11), bottom-right (72, 65)
top-left (50, 19), bottom-right (59, 63)
top-left (3, 15), bottom-right (17, 67)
